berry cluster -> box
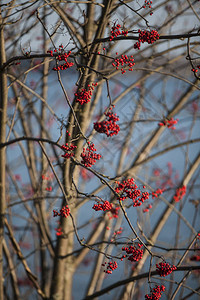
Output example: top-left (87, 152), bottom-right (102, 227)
top-left (92, 200), bottom-right (113, 211)
top-left (109, 23), bottom-right (128, 41)
top-left (92, 201), bottom-right (120, 219)
top-left (173, 185), bottom-right (186, 202)
top-left (111, 227), bottom-right (123, 242)
top-left (61, 143), bottom-right (77, 159)
top-left (14, 174), bottom-right (21, 181)
top-left (143, 203), bottom-right (152, 213)
top-left (42, 174), bottom-right (50, 180)
top-left (55, 227), bottom-right (63, 236)
top-left (80, 142), bottom-right (101, 167)
top-left (45, 186), bottom-right (52, 192)
top-left (191, 65), bottom-right (200, 73)
top-left (94, 106), bottom-right (120, 137)
top-left (108, 206), bottom-right (120, 219)
top-left (158, 117), bottom-right (179, 130)
top-left (143, 0), bottom-right (153, 8)
top-left (190, 255), bottom-right (200, 261)
top-left (143, 0), bottom-right (153, 14)
top-left (47, 46), bottom-right (74, 71)
top-left (145, 285), bottom-right (166, 300)
top-left (113, 227), bottom-right (123, 236)
top-left (122, 244), bottom-right (143, 262)
top-left (152, 188), bottom-right (165, 199)
top-left (102, 260), bottom-right (118, 274)
top-left (156, 262), bottom-right (177, 277)
top-left (134, 29), bottom-right (159, 50)
top-left (115, 178), bottom-right (149, 207)
top-left (75, 83), bottom-right (98, 105)
top-left (112, 54), bottom-right (135, 74)
top-left (53, 205), bottom-right (70, 218)
top-left (97, 47), bottom-right (107, 55)
top-left (41, 174), bottom-right (53, 182)
top-left (153, 168), bottom-right (161, 176)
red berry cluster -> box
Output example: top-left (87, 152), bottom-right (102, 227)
top-left (111, 227), bottom-right (123, 242)
top-left (109, 23), bottom-right (128, 41)
top-left (143, 0), bottom-right (153, 9)
top-left (115, 178), bottom-right (149, 207)
top-left (75, 83), bottom-right (98, 105)
top-left (145, 285), bottom-right (166, 300)
top-left (190, 255), bottom-right (200, 261)
top-left (156, 262), bottom-right (177, 277)
top-left (42, 174), bottom-right (50, 180)
top-left (47, 46), bottom-right (74, 71)
top-left (97, 47), bottom-right (107, 55)
top-left (158, 117), bottom-right (178, 130)
top-left (112, 54), bottom-right (135, 74)
top-left (55, 227), bottom-right (63, 236)
top-left (191, 65), bottom-right (200, 73)
top-left (153, 168), bottom-right (161, 176)
top-left (122, 244), bottom-right (143, 262)
top-left (134, 29), bottom-right (159, 50)
top-left (152, 188), bottom-right (165, 199)
top-left (53, 205), bottom-right (70, 218)
top-left (143, 203), bottom-right (152, 213)
top-left (113, 227), bottom-right (123, 236)
top-left (173, 185), bottom-right (186, 202)
top-left (94, 106), bottom-right (120, 137)
top-left (92, 200), bottom-right (113, 211)
top-left (45, 186), bottom-right (52, 191)
top-left (80, 142), bottom-right (101, 167)
top-left (92, 201), bottom-right (120, 220)
top-left (108, 206), bottom-right (120, 219)
top-left (55, 221), bottom-right (63, 236)
top-left (102, 260), bottom-right (118, 274)
top-left (61, 143), bottom-right (77, 159)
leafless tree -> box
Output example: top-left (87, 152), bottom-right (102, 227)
top-left (1, 1), bottom-right (200, 300)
